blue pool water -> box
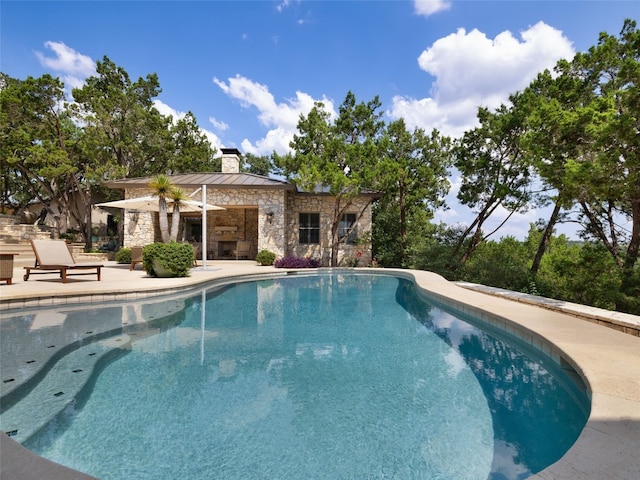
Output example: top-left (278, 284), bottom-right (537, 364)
top-left (2, 274), bottom-right (589, 479)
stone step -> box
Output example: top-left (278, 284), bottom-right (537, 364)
top-left (0, 224), bottom-right (53, 241)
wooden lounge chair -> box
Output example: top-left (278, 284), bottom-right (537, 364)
top-left (23, 239), bottom-right (103, 283)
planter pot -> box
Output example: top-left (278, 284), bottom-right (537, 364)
top-left (152, 258), bottom-right (175, 278)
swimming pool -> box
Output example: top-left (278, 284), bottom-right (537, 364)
top-left (1, 273), bottom-right (589, 479)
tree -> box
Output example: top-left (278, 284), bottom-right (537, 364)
top-left (452, 102), bottom-right (533, 268)
top-left (376, 119), bottom-right (451, 265)
top-left (241, 152), bottom-right (277, 176)
top-left (71, 57), bottom-right (216, 247)
top-left (517, 70), bottom-right (589, 275)
top-left (70, 56), bottom-right (171, 181)
top-left (276, 91), bottom-right (384, 266)
top-left (520, 19), bottom-right (639, 311)
top-left (166, 112), bottom-right (218, 173)
top-left (572, 20), bottom-right (640, 310)
top-left (0, 73), bottom-right (94, 242)
top-left (0, 73), bottom-right (32, 213)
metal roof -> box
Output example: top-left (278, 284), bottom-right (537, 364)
top-left (103, 173), bottom-right (296, 191)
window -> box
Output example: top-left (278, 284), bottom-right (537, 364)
top-left (339, 213), bottom-right (357, 244)
top-left (299, 213), bottom-right (320, 244)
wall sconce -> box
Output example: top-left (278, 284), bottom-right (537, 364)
top-left (266, 211), bottom-right (274, 224)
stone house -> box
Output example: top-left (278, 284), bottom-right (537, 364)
top-left (103, 148), bottom-right (377, 266)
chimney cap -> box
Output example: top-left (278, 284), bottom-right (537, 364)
top-left (221, 148), bottom-right (241, 156)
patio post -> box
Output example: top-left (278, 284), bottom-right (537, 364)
top-left (202, 184), bottom-right (207, 269)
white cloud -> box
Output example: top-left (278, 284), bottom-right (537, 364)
top-left (34, 41), bottom-right (96, 89)
top-left (209, 116), bottom-right (229, 132)
top-left (413, 0), bottom-right (452, 17)
top-left (153, 99), bottom-right (186, 120)
top-left (213, 74), bottom-right (335, 155)
top-left (276, 0), bottom-right (298, 13)
top-left (389, 22), bottom-right (575, 138)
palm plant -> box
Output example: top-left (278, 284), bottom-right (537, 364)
top-left (148, 174), bottom-right (174, 243)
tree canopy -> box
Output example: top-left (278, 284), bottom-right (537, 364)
top-left (1, 56), bottom-right (216, 249)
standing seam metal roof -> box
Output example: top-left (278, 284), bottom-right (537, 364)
top-left (103, 173), bottom-right (296, 190)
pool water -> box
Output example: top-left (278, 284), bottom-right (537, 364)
top-left (4, 274), bottom-right (589, 479)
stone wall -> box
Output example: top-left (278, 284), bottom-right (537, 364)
top-left (286, 194), bottom-right (373, 266)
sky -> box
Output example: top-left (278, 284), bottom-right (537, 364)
top-left (1, 0), bottom-right (637, 240)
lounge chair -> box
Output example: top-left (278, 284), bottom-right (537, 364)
top-left (130, 246), bottom-right (143, 271)
top-left (23, 239), bottom-right (103, 283)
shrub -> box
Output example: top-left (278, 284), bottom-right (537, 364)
top-left (99, 239), bottom-right (118, 252)
top-left (115, 247), bottom-right (132, 264)
top-left (342, 251), bottom-right (363, 267)
top-left (256, 249), bottom-right (276, 266)
top-left (274, 255), bottom-right (320, 268)
top-left (143, 242), bottom-right (194, 277)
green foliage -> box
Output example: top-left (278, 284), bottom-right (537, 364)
top-left (459, 237), bottom-right (533, 292)
top-left (142, 242), bottom-right (194, 277)
top-left (410, 226), bottom-right (638, 314)
top-left (409, 223), bottom-right (466, 278)
top-left (537, 241), bottom-right (622, 310)
top-left (241, 152), bottom-right (276, 176)
top-left (256, 249), bottom-right (276, 266)
top-left (115, 247), bottom-right (132, 264)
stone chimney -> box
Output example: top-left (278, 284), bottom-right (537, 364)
top-left (221, 148), bottom-right (241, 173)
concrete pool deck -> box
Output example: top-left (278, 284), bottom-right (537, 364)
top-left (1, 262), bottom-right (639, 479)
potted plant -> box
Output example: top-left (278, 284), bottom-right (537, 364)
top-left (143, 242), bottom-right (194, 277)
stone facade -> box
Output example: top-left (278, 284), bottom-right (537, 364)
top-left (286, 194), bottom-right (372, 266)
top-left (123, 187), bottom-right (373, 266)
top-left (123, 187), bottom-right (288, 259)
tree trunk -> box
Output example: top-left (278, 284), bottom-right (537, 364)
top-left (531, 199), bottom-right (562, 275)
top-left (169, 204), bottom-right (181, 242)
top-left (158, 198), bottom-right (170, 243)
top-left (457, 225), bottom-right (484, 268)
top-left (399, 183), bottom-right (407, 260)
top-left (618, 196), bottom-right (640, 312)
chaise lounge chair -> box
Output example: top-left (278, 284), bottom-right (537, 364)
top-left (23, 239), bottom-right (103, 283)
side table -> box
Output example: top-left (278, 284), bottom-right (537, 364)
top-left (0, 253), bottom-right (18, 285)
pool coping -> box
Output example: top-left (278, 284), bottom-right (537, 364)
top-left (1, 264), bottom-right (639, 479)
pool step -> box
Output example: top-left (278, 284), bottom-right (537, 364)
top-left (0, 334), bottom-right (132, 444)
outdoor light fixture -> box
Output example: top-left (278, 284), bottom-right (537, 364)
top-left (266, 211), bottom-right (274, 224)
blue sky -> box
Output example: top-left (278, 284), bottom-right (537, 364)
top-left (2, 1), bottom-right (637, 239)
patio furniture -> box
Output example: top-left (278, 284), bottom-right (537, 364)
top-left (23, 239), bottom-right (103, 283)
top-left (0, 253), bottom-right (18, 285)
top-left (130, 246), bottom-right (143, 271)
top-left (233, 240), bottom-right (252, 260)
